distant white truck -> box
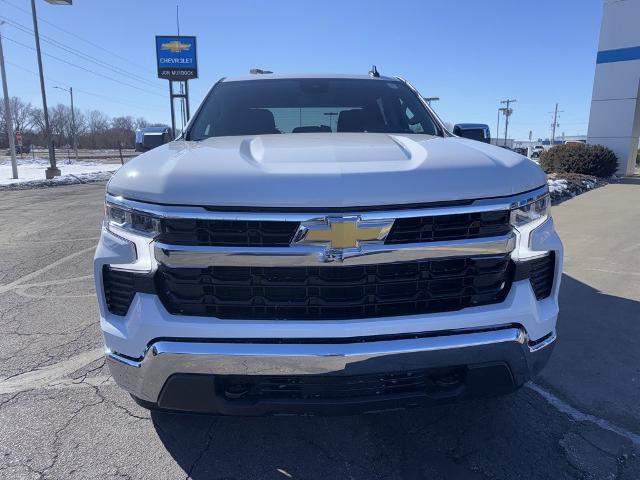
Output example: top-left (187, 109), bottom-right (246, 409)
top-left (95, 72), bottom-right (563, 415)
top-left (531, 145), bottom-right (546, 158)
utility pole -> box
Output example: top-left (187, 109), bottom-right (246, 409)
top-left (550, 103), bottom-right (563, 145)
top-left (31, 0), bottom-right (59, 178)
top-left (0, 23), bottom-right (18, 179)
top-left (423, 96), bottom-right (440, 106)
top-left (54, 85), bottom-right (78, 161)
top-left (496, 108), bottom-right (503, 146)
top-left (500, 99), bottom-right (516, 147)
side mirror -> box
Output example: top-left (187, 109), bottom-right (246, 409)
top-left (453, 123), bottom-right (491, 144)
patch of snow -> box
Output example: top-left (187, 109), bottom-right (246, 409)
top-left (547, 178), bottom-right (569, 194)
top-left (0, 157), bottom-right (120, 187)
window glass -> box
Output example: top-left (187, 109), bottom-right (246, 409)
top-left (188, 78), bottom-right (440, 139)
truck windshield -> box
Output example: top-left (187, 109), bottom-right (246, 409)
top-left (187, 78), bottom-right (440, 139)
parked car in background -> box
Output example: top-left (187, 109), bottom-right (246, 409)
top-left (6, 144), bottom-right (31, 155)
top-left (135, 127), bottom-right (172, 152)
top-left (513, 147), bottom-right (528, 156)
top-left (531, 145), bottom-right (546, 158)
top-left (452, 123), bottom-right (491, 143)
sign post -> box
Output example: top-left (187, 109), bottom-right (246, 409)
top-left (155, 36), bottom-right (197, 139)
top-left (16, 131), bottom-right (23, 159)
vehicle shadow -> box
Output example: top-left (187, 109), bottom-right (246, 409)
top-left (150, 273), bottom-right (640, 480)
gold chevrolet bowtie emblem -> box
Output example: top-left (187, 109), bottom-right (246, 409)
top-left (294, 216), bottom-right (394, 249)
top-left (161, 40), bottom-right (191, 53)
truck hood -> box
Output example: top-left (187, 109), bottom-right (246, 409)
top-left (108, 133), bottom-right (546, 208)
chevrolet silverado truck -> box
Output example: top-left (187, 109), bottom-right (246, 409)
top-left (94, 73), bottom-right (562, 415)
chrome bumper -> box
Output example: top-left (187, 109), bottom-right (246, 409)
top-left (106, 326), bottom-right (555, 404)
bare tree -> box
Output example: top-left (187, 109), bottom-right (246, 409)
top-left (1, 97), bottom-right (35, 146)
top-left (134, 117), bottom-right (149, 130)
top-left (0, 94), bottom-right (164, 149)
top-left (111, 116), bottom-right (136, 148)
top-left (87, 109), bottom-right (110, 148)
top-left (49, 103), bottom-right (71, 146)
top-left (8, 97), bottom-right (34, 134)
top-left (73, 109), bottom-right (88, 138)
top-left (29, 107), bottom-right (45, 134)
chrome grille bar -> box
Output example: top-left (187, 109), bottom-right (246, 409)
top-left (154, 233), bottom-right (516, 268)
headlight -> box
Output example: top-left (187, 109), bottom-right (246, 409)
top-left (105, 203), bottom-right (161, 237)
top-left (510, 194), bottom-right (550, 227)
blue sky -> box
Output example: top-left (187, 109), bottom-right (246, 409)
top-left (0, 0), bottom-right (602, 140)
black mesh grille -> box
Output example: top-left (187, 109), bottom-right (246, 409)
top-left (158, 219), bottom-right (299, 247)
top-left (102, 266), bottom-right (136, 316)
top-left (528, 253), bottom-right (555, 300)
top-left (157, 211), bottom-right (511, 247)
top-left (219, 368), bottom-right (464, 401)
top-left (385, 211), bottom-right (511, 244)
top-left (155, 255), bottom-right (513, 320)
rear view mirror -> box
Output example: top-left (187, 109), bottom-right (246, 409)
top-left (453, 123), bottom-right (491, 144)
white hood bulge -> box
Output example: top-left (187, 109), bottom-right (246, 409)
top-left (108, 133), bottom-right (546, 208)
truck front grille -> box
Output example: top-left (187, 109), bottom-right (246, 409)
top-left (385, 210), bottom-right (511, 244)
top-left (156, 210), bottom-right (511, 247)
top-left (159, 219), bottom-right (299, 247)
top-left (155, 255), bottom-right (513, 320)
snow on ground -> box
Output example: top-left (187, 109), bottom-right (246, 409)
top-left (0, 157), bottom-right (120, 189)
top-left (547, 178), bottom-right (569, 194)
top-left (547, 173), bottom-right (607, 204)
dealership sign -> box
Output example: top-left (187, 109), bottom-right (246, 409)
top-left (155, 36), bottom-right (197, 80)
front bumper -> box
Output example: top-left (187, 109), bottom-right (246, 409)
top-left (96, 191), bottom-right (563, 415)
top-left (106, 325), bottom-right (555, 415)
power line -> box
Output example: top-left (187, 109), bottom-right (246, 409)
top-left (5, 60), bottom-right (165, 114)
top-left (0, 0), bottom-right (157, 77)
top-left (2, 34), bottom-right (164, 97)
top-left (6, 59), bottom-right (68, 88)
top-left (74, 88), bottom-right (165, 114)
top-left (0, 15), bottom-right (163, 91)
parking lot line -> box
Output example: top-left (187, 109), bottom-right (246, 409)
top-left (527, 383), bottom-right (640, 447)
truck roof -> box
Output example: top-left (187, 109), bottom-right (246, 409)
top-left (221, 73), bottom-right (399, 82)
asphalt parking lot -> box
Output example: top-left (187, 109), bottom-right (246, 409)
top-left (0, 181), bottom-right (639, 479)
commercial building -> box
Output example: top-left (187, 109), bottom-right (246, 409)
top-left (587, 0), bottom-right (640, 175)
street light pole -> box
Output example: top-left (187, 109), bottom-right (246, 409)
top-left (31, 0), bottom-right (60, 178)
top-left (0, 23), bottom-right (18, 179)
top-left (54, 85), bottom-right (78, 161)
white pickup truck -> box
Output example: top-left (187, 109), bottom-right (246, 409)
top-left (94, 73), bottom-right (562, 415)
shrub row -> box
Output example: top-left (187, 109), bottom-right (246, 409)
top-left (539, 143), bottom-right (618, 177)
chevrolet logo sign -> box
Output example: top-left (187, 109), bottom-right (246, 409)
top-left (293, 216), bottom-right (394, 250)
top-left (161, 40), bottom-right (191, 53)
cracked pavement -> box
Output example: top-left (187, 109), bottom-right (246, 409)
top-left (0, 181), bottom-right (638, 479)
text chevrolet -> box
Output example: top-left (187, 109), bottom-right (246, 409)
top-left (94, 74), bottom-right (562, 415)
